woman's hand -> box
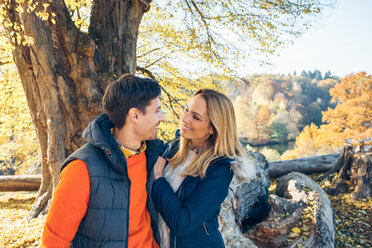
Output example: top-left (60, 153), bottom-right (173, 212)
top-left (154, 156), bottom-right (166, 180)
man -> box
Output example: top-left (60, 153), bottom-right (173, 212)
top-left (41, 74), bottom-right (165, 247)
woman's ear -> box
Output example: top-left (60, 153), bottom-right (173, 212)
top-left (209, 126), bottom-right (214, 135)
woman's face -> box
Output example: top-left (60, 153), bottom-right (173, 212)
top-left (180, 94), bottom-right (214, 149)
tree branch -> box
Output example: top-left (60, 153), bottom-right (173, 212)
top-left (136, 66), bottom-right (183, 119)
top-left (137, 46), bottom-right (166, 59)
top-left (143, 49), bottom-right (178, 69)
top-left (0, 60), bottom-right (11, 66)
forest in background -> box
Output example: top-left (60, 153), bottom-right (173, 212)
top-left (230, 71), bottom-right (338, 144)
top-left (229, 71), bottom-right (370, 162)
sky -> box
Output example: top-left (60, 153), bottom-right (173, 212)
top-left (243, 0), bottom-right (372, 78)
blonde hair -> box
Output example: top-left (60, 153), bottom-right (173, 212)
top-left (168, 89), bottom-right (246, 178)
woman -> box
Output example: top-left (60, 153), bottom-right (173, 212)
top-left (152, 89), bottom-right (257, 248)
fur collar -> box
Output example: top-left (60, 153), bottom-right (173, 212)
top-left (230, 156), bottom-right (257, 182)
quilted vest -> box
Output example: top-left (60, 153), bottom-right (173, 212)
top-left (61, 140), bottom-right (161, 247)
top-left (62, 143), bottom-right (130, 247)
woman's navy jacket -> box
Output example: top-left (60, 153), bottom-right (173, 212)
top-left (152, 138), bottom-right (234, 248)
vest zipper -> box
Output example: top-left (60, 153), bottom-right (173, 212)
top-left (174, 186), bottom-right (183, 248)
top-left (203, 222), bottom-right (209, 235)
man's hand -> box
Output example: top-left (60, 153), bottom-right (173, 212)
top-left (154, 156), bottom-right (166, 180)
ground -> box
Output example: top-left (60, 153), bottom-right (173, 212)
top-left (331, 194), bottom-right (371, 247)
top-left (0, 187), bottom-right (371, 247)
top-left (0, 192), bottom-right (45, 247)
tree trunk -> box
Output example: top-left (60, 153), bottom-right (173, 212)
top-left (349, 152), bottom-right (371, 199)
top-left (3, 0), bottom-right (150, 218)
top-left (268, 153), bottom-right (339, 178)
top-left (321, 146), bottom-right (372, 200)
top-left (0, 175), bottom-right (41, 191)
top-left (318, 146), bottom-right (354, 183)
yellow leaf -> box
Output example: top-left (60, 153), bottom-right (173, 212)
top-left (288, 232), bottom-right (299, 238)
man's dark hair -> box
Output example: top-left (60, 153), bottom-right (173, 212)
top-left (102, 73), bottom-right (161, 129)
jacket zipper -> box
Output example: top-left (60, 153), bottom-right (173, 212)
top-left (203, 222), bottom-right (209, 235)
top-left (174, 186), bottom-right (183, 248)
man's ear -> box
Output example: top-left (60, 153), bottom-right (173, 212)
top-left (128, 108), bottom-right (140, 123)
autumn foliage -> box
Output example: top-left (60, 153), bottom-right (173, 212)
top-left (323, 72), bottom-right (372, 147)
top-left (283, 72), bottom-right (372, 159)
top-left (0, 63), bottom-right (40, 175)
top-left (282, 123), bottom-right (345, 159)
top-left (233, 74), bottom-right (337, 146)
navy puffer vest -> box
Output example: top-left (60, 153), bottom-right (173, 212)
top-left (61, 114), bottom-right (163, 248)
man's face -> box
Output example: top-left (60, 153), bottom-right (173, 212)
top-left (137, 97), bottom-right (164, 140)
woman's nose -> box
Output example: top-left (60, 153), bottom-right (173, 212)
top-left (182, 112), bottom-right (190, 123)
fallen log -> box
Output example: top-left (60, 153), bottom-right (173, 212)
top-left (268, 153), bottom-right (339, 178)
top-left (220, 150), bottom-right (270, 248)
top-left (0, 175), bottom-right (41, 191)
top-left (248, 172), bottom-right (336, 248)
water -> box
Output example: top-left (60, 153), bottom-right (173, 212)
top-left (248, 141), bottom-right (295, 155)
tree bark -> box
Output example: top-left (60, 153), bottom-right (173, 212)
top-left (268, 153), bottom-right (339, 178)
top-left (3, 0), bottom-right (150, 218)
top-left (318, 146), bottom-right (353, 183)
top-left (349, 152), bottom-right (371, 199)
top-left (248, 172), bottom-right (336, 248)
top-left (321, 146), bottom-right (371, 199)
top-left (0, 175), bottom-right (41, 191)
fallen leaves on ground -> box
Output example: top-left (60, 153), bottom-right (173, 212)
top-left (0, 192), bottom-right (45, 247)
top-left (0, 184), bottom-right (371, 247)
top-left (270, 175), bottom-right (372, 248)
top-left (331, 194), bottom-right (372, 248)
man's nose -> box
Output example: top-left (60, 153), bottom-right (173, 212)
top-left (159, 111), bottom-right (165, 122)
